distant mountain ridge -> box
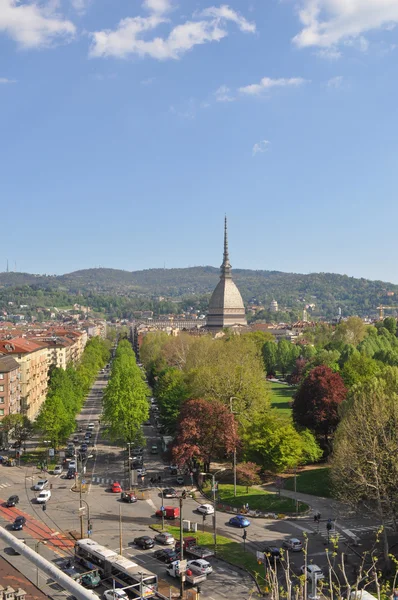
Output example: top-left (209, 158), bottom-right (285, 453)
top-left (0, 266), bottom-right (397, 317)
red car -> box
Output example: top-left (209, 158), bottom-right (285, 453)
top-left (112, 482), bottom-right (122, 493)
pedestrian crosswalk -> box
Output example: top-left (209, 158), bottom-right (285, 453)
top-left (0, 482), bottom-right (12, 489)
top-left (91, 476), bottom-right (117, 485)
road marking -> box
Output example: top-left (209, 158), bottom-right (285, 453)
top-left (146, 498), bottom-right (157, 511)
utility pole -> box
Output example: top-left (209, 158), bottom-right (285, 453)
top-left (212, 475), bottom-right (217, 556)
top-left (79, 453), bottom-right (84, 539)
top-left (179, 496), bottom-right (184, 599)
top-left (294, 466), bottom-right (298, 516)
top-left (161, 489), bottom-right (165, 531)
top-left (119, 505), bottom-right (123, 555)
top-left (127, 443), bottom-right (132, 490)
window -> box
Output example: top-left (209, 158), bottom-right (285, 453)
top-left (0, 409), bottom-right (4, 416)
top-left (0, 386), bottom-right (3, 392)
top-left (0, 397), bottom-right (4, 404)
top-left (0, 373), bottom-right (3, 379)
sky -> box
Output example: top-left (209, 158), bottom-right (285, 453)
top-left (2, 0), bottom-right (398, 282)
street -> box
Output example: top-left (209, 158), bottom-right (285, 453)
top-left (0, 371), bottom-right (379, 598)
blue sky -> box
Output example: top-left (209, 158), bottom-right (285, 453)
top-left (2, 0), bottom-right (398, 282)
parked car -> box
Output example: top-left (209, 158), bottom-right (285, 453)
top-left (69, 460), bottom-right (77, 470)
top-left (66, 470), bottom-right (75, 480)
top-left (300, 564), bottom-right (325, 581)
top-left (197, 504), bottom-right (214, 515)
top-left (87, 423), bottom-right (95, 430)
top-left (283, 538), bottom-right (303, 552)
top-left (73, 436), bottom-right (79, 444)
top-left (229, 515), bottom-right (251, 528)
top-left (154, 532), bottom-right (175, 545)
top-left (153, 549), bottom-right (180, 564)
top-left (53, 465), bottom-right (63, 475)
top-left (112, 482), bottom-right (122, 493)
top-left (37, 490), bottom-right (51, 503)
top-left (34, 480), bottom-right (49, 491)
top-left (264, 546), bottom-right (281, 562)
top-left (176, 475), bottom-right (184, 485)
top-left (136, 468), bottom-right (146, 477)
top-left (187, 559), bottom-right (213, 575)
top-left (163, 488), bottom-right (177, 498)
top-left (103, 590), bottom-right (128, 600)
top-left (131, 447), bottom-right (144, 455)
top-left (6, 495), bottom-right (19, 508)
top-left (80, 444), bottom-right (88, 452)
top-left (134, 536), bottom-right (154, 549)
top-left (12, 516), bottom-right (26, 530)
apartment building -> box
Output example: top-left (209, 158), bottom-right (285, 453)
top-left (0, 339), bottom-right (48, 421)
top-left (0, 356), bottom-right (21, 420)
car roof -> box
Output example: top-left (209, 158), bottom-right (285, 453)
top-left (190, 559), bottom-right (209, 566)
top-left (307, 564), bottom-right (322, 571)
top-left (290, 538), bottom-right (301, 543)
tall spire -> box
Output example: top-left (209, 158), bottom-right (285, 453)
top-left (220, 215), bottom-right (232, 278)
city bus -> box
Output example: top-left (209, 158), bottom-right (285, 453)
top-left (74, 539), bottom-right (157, 597)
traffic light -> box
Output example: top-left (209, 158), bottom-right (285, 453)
top-left (88, 520), bottom-right (92, 532)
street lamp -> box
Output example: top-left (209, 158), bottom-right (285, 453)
top-left (126, 443), bottom-right (132, 490)
top-left (78, 499), bottom-right (91, 537)
top-left (229, 397), bottom-right (240, 497)
top-left (201, 468), bottom-right (225, 556)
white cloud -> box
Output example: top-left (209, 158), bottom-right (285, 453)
top-left (143, 0), bottom-right (172, 14)
top-left (327, 75), bottom-right (343, 87)
top-left (71, 0), bottom-right (92, 15)
top-left (293, 0), bottom-right (398, 50)
top-left (0, 0), bottom-right (75, 48)
top-left (201, 5), bottom-right (256, 33)
top-left (214, 84), bottom-right (234, 102)
top-left (239, 76), bottom-right (307, 96)
top-left (252, 140), bottom-right (270, 156)
top-left (89, 4), bottom-right (255, 59)
top-left (0, 77), bottom-right (16, 84)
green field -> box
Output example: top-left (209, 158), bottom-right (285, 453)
top-left (151, 523), bottom-right (262, 581)
top-left (269, 381), bottom-right (296, 416)
top-left (283, 467), bottom-right (333, 498)
top-left (203, 484), bottom-right (308, 514)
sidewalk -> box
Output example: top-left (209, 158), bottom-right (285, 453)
top-left (262, 484), bottom-right (353, 519)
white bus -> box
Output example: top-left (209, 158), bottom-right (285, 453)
top-left (75, 539), bottom-right (157, 598)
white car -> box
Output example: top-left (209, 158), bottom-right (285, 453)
top-left (103, 590), bottom-right (127, 600)
top-left (136, 468), bottom-right (146, 477)
top-left (53, 465), bottom-right (63, 475)
top-left (283, 538), bottom-right (303, 552)
top-left (68, 460), bottom-right (77, 470)
top-left (197, 504), bottom-right (214, 515)
top-left (34, 480), bottom-right (49, 491)
top-left (300, 564), bottom-right (324, 581)
top-left (87, 423), bottom-right (95, 430)
top-left (36, 490), bottom-right (51, 503)
top-left (187, 559), bottom-right (213, 575)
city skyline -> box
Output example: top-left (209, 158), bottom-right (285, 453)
top-left (2, 1), bottom-right (398, 281)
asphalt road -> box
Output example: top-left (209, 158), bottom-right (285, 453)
top-left (0, 370), bottom-right (379, 598)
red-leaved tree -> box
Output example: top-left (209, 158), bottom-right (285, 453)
top-left (236, 462), bottom-right (261, 493)
top-left (292, 365), bottom-right (347, 442)
top-left (171, 399), bottom-right (239, 472)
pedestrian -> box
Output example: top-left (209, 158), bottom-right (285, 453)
top-left (245, 502), bottom-right (249, 512)
top-left (158, 475), bottom-right (161, 484)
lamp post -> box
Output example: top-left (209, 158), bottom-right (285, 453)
top-left (79, 499), bottom-right (91, 537)
top-left (36, 540), bottom-right (47, 586)
top-left (201, 468), bottom-right (225, 556)
top-left (229, 397), bottom-right (239, 497)
top-left (127, 443), bottom-right (132, 490)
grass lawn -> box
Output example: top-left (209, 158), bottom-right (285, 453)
top-left (269, 381), bottom-right (295, 417)
top-left (203, 484), bottom-right (308, 514)
top-left (151, 523), bottom-right (262, 581)
top-left (283, 467), bottom-right (333, 498)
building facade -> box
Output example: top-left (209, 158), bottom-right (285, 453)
top-left (206, 218), bottom-right (247, 331)
top-left (0, 356), bottom-right (21, 420)
top-left (0, 339), bottom-right (48, 421)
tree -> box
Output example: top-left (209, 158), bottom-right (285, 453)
top-left (154, 368), bottom-right (189, 432)
top-left (341, 353), bottom-right (381, 388)
top-left (1, 414), bottom-right (33, 445)
top-left (331, 373), bottom-right (398, 566)
top-left (102, 340), bottom-right (149, 444)
top-left (383, 316), bottom-right (397, 336)
top-left (334, 316), bottom-right (367, 346)
top-left (262, 341), bottom-right (277, 376)
top-left (171, 399), bottom-right (239, 471)
top-left (288, 358), bottom-right (307, 385)
top-left (35, 393), bottom-right (70, 447)
top-left (292, 365), bottom-right (347, 442)
top-left (236, 462), bottom-right (261, 493)
top-left (277, 340), bottom-right (298, 377)
top-left (243, 413), bottom-right (322, 472)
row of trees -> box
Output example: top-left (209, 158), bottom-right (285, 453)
top-left (35, 337), bottom-right (111, 446)
top-left (141, 332), bottom-right (321, 473)
top-left (102, 340), bottom-right (149, 445)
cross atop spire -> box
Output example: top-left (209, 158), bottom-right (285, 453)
top-left (220, 215), bottom-right (232, 278)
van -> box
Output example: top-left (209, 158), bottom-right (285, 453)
top-left (155, 506), bottom-right (180, 520)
